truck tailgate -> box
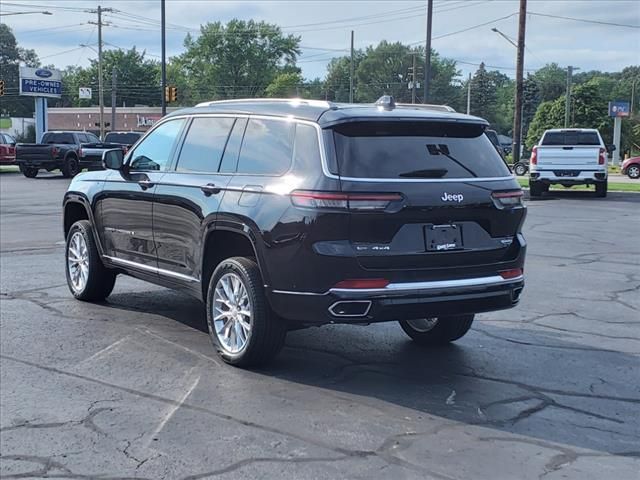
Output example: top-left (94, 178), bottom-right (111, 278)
top-left (536, 146), bottom-right (601, 168)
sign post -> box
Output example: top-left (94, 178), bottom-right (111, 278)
top-left (19, 67), bottom-right (62, 142)
top-left (608, 101), bottom-right (630, 166)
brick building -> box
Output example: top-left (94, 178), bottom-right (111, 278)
top-left (47, 107), bottom-right (181, 135)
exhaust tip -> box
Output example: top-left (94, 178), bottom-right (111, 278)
top-left (329, 301), bottom-right (372, 318)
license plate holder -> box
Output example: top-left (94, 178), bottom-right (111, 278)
top-left (425, 224), bottom-right (463, 251)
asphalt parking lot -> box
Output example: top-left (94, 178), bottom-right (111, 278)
top-left (1, 172), bottom-right (639, 479)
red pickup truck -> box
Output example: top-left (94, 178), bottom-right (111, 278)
top-left (0, 133), bottom-right (17, 165)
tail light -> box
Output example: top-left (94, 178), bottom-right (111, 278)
top-left (290, 191), bottom-right (403, 211)
top-left (499, 268), bottom-right (523, 279)
top-left (492, 190), bottom-right (524, 208)
top-left (78, 147), bottom-right (83, 158)
top-left (51, 146), bottom-right (58, 158)
top-left (530, 146), bottom-right (537, 165)
top-left (333, 278), bottom-right (390, 289)
top-left (598, 147), bottom-right (606, 165)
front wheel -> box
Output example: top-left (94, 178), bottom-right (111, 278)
top-left (513, 162), bottom-right (528, 176)
top-left (19, 165), bottom-right (38, 178)
top-left (399, 315), bottom-right (475, 345)
top-left (627, 165), bottom-right (640, 179)
top-left (595, 181), bottom-right (607, 198)
top-left (206, 257), bottom-right (286, 367)
top-left (65, 220), bottom-right (116, 301)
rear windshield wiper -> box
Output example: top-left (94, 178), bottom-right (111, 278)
top-left (399, 168), bottom-right (448, 178)
top-left (427, 144), bottom-right (478, 178)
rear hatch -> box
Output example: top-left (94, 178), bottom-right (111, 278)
top-left (536, 130), bottom-right (602, 169)
top-left (331, 120), bottom-right (525, 273)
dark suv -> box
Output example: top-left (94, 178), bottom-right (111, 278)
top-left (63, 97), bottom-right (526, 366)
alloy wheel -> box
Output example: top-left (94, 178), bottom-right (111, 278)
top-left (212, 272), bottom-right (252, 353)
top-left (406, 317), bottom-right (439, 332)
top-left (67, 231), bottom-right (89, 293)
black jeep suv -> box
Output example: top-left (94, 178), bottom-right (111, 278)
top-left (63, 97), bottom-right (526, 366)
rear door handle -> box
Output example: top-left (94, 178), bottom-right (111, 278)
top-left (138, 179), bottom-right (154, 190)
top-left (201, 183), bottom-right (221, 196)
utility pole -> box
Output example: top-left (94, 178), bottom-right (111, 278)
top-left (423, 0), bottom-right (433, 103)
top-left (161, 0), bottom-right (167, 116)
top-left (88, 5), bottom-right (112, 139)
top-left (411, 53), bottom-right (417, 104)
top-left (349, 30), bottom-right (354, 103)
top-left (466, 72), bottom-right (471, 114)
top-left (564, 66), bottom-right (575, 128)
top-left (512, 0), bottom-right (527, 164)
top-left (111, 68), bottom-right (117, 132)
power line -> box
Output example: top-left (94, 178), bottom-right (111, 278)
top-left (528, 11), bottom-right (640, 29)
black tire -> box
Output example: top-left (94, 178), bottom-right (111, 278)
top-left (65, 220), bottom-right (116, 301)
top-left (19, 165), bottom-right (38, 178)
top-left (206, 257), bottom-right (286, 367)
top-left (61, 155), bottom-right (81, 178)
top-left (529, 180), bottom-right (543, 197)
top-left (514, 162), bottom-right (528, 176)
top-left (626, 165), bottom-right (640, 179)
top-left (595, 181), bottom-right (607, 198)
top-left (399, 315), bottom-right (475, 346)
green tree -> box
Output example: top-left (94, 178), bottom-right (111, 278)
top-left (0, 23), bottom-right (40, 117)
top-left (174, 19), bottom-right (300, 101)
top-left (324, 52), bottom-right (364, 102)
top-left (469, 63), bottom-right (496, 123)
top-left (265, 71), bottom-right (303, 97)
top-left (530, 63), bottom-right (566, 102)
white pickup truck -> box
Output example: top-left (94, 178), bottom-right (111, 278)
top-left (529, 128), bottom-right (614, 198)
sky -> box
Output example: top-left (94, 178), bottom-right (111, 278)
top-left (2, 0), bottom-right (639, 81)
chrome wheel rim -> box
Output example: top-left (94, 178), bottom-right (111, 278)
top-left (212, 273), bottom-right (252, 353)
top-left (67, 231), bottom-right (89, 292)
top-left (629, 166), bottom-right (640, 178)
top-left (406, 317), bottom-right (439, 332)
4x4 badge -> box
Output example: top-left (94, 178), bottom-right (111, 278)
top-left (441, 192), bottom-right (464, 202)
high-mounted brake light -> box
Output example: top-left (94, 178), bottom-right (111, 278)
top-left (333, 278), bottom-right (390, 289)
top-left (530, 146), bottom-right (537, 165)
top-left (290, 191), bottom-right (402, 211)
top-left (499, 268), bottom-right (523, 279)
top-left (598, 147), bottom-right (606, 165)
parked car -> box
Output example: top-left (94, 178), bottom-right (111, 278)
top-left (498, 134), bottom-right (512, 155)
top-left (485, 129), bottom-right (505, 159)
top-left (63, 97), bottom-right (527, 367)
top-left (103, 131), bottom-right (144, 149)
top-left (621, 156), bottom-right (640, 179)
top-left (16, 131), bottom-right (125, 178)
top-left (0, 133), bottom-right (17, 165)
top-left (529, 128), bottom-right (614, 197)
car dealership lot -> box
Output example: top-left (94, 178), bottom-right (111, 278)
top-left (1, 173), bottom-right (638, 479)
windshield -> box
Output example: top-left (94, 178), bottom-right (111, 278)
top-left (332, 121), bottom-right (511, 179)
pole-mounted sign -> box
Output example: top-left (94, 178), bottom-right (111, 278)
top-left (608, 101), bottom-right (630, 117)
top-left (608, 101), bottom-right (629, 166)
top-left (79, 87), bottom-right (93, 100)
top-left (19, 67), bottom-right (62, 98)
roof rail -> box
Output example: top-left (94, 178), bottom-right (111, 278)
top-left (396, 103), bottom-right (456, 113)
top-left (195, 98), bottom-right (337, 109)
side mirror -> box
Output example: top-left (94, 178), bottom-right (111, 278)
top-left (102, 148), bottom-right (124, 170)
top-left (606, 144), bottom-right (616, 153)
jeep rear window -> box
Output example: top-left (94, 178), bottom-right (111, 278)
top-left (542, 131), bottom-right (600, 146)
top-left (332, 121), bottom-right (510, 179)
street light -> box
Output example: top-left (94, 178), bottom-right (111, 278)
top-left (0, 11), bottom-right (52, 16)
top-left (491, 28), bottom-right (518, 49)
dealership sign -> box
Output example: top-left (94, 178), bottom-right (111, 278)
top-left (19, 67), bottom-right (62, 98)
top-left (608, 101), bottom-right (630, 118)
top-left (137, 114), bottom-right (161, 128)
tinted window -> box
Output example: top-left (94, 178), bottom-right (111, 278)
top-left (42, 133), bottom-right (74, 144)
top-left (86, 133), bottom-right (101, 143)
top-left (104, 132), bottom-right (142, 145)
top-left (176, 117), bottom-right (234, 173)
top-left (219, 118), bottom-right (247, 173)
top-left (77, 133), bottom-right (89, 143)
top-left (542, 131), bottom-right (600, 146)
top-left (332, 122), bottom-right (511, 179)
top-left (237, 118), bottom-right (294, 175)
top-left (294, 124), bottom-right (322, 171)
top-left (129, 119), bottom-right (185, 171)
top-left (6, 134), bottom-right (15, 144)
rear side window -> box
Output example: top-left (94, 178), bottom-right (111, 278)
top-left (294, 124), bottom-right (322, 171)
top-left (542, 131), bottom-right (600, 146)
top-left (42, 133), bottom-right (74, 144)
top-left (332, 122), bottom-right (511, 179)
top-left (237, 118), bottom-right (294, 175)
top-left (176, 117), bottom-right (234, 173)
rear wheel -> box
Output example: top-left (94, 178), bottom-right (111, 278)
top-left (19, 165), bottom-right (38, 178)
top-left (627, 165), bottom-right (640, 179)
top-left (513, 162), bottom-right (528, 176)
top-left (399, 315), bottom-right (475, 345)
top-left (206, 257), bottom-right (287, 367)
top-left (529, 180), bottom-right (543, 197)
top-left (595, 181), bottom-right (607, 198)
top-left (62, 155), bottom-right (80, 178)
